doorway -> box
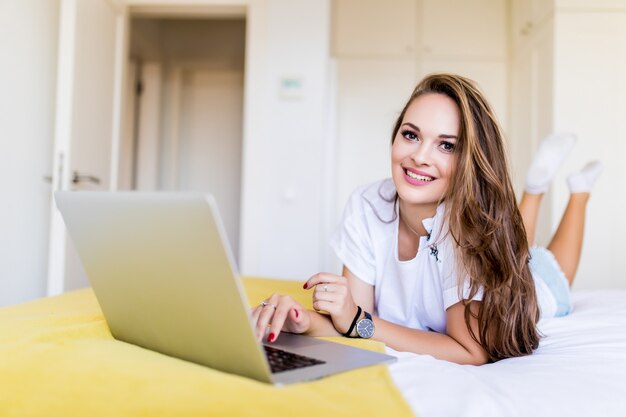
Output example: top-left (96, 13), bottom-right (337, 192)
top-left (122, 17), bottom-right (246, 263)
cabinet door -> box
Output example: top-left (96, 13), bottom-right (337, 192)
top-left (421, 0), bottom-right (507, 58)
top-left (511, 0), bottom-right (533, 50)
top-left (512, 0), bottom-right (555, 50)
top-left (332, 0), bottom-right (417, 57)
top-left (531, 0), bottom-right (553, 26)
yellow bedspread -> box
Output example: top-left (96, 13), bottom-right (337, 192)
top-left (0, 277), bottom-right (412, 416)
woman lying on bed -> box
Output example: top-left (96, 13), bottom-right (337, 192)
top-left (252, 73), bottom-right (603, 365)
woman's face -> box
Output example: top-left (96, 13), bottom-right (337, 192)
top-left (391, 93), bottom-right (460, 211)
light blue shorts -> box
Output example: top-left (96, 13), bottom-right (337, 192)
top-left (529, 247), bottom-right (572, 317)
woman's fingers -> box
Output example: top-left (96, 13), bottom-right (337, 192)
top-left (253, 295), bottom-right (309, 342)
top-left (255, 295), bottom-right (280, 340)
top-left (267, 302), bottom-right (293, 343)
top-left (304, 272), bottom-right (342, 289)
top-left (312, 281), bottom-right (350, 307)
top-left (312, 289), bottom-right (337, 303)
top-left (306, 274), bottom-right (357, 334)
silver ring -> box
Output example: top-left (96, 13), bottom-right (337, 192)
top-left (323, 284), bottom-right (328, 292)
top-left (261, 301), bottom-right (277, 310)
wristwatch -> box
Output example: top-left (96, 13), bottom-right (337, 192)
top-left (356, 311), bottom-right (375, 339)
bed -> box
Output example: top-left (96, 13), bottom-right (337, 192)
top-left (390, 289), bottom-right (626, 417)
top-left (1, 278), bottom-right (625, 417)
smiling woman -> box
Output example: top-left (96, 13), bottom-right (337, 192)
top-left (252, 73), bottom-right (602, 366)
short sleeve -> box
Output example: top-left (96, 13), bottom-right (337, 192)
top-left (329, 190), bottom-right (376, 285)
top-left (438, 239), bottom-right (483, 309)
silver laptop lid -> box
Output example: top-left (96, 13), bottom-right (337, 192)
top-left (55, 192), bottom-right (273, 382)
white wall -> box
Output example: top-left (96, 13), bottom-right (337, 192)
top-left (509, 0), bottom-right (626, 289)
top-left (238, 0), bottom-right (332, 279)
top-left (0, 0), bottom-right (59, 306)
top-left (551, 2), bottom-right (626, 289)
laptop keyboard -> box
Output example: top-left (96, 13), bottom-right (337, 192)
top-left (264, 345), bottom-right (326, 373)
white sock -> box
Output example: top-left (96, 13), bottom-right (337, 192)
top-left (567, 161), bottom-right (604, 193)
top-left (525, 132), bottom-right (577, 194)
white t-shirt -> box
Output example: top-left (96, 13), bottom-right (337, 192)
top-left (330, 179), bottom-right (557, 333)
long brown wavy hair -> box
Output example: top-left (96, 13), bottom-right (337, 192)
top-left (392, 73), bottom-right (540, 361)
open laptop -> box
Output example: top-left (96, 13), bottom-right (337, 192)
top-left (55, 192), bottom-right (395, 385)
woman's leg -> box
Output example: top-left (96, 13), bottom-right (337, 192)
top-left (519, 192), bottom-right (543, 246)
top-left (521, 132), bottom-right (576, 245)
top-left (546, 194), bottom-right (589, 285)
top-left (547, 161), bottom-right (604, 286)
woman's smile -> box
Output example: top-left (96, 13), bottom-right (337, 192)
top-left (391, 92), bottom-right (459, 211)
top-left (403, 167), bottom-right (436, 185)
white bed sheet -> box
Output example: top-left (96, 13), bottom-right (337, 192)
top-left (387, 290), bottom-right (626, 417)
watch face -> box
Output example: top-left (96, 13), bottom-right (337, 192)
top-left (356, 319), bottom-right (375, 339)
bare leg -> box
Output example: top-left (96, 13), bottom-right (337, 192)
top-left (519, 192), bottom-right (543, 246)
top-left (547, 193), bottom-right (590, 286)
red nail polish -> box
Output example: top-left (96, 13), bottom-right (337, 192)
top-left (295, 309), bottom-right (299, 318)
top-left (268, 332), bottom-right (275, 342)
top-left (303, 283), bottom-right (308, 289)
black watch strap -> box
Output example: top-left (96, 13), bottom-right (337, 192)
top-left (342, 306), bottom-right (362, 337)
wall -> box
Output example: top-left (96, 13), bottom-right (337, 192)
top-left (238, 0), bottom-right (332, 280)
top-left (0, 0), bottom-right (59, 306)
top-left (509, 0), bottom-right (626, 289)
top-left (551, 1), bottom-right (626, 288)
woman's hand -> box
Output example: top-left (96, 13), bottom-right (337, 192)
top-left (304, 272), bottom-right (359, 335)
top-left (251, 294), bottom-right (310, 343)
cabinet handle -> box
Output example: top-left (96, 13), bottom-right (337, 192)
top-left (521, 21), bottom-right (533, 36)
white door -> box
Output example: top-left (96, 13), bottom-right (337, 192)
top-left (47, 0), bottom-right (126, 295)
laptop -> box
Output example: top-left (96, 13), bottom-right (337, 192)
top-left (55, 192), bottom-right (395, 385)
